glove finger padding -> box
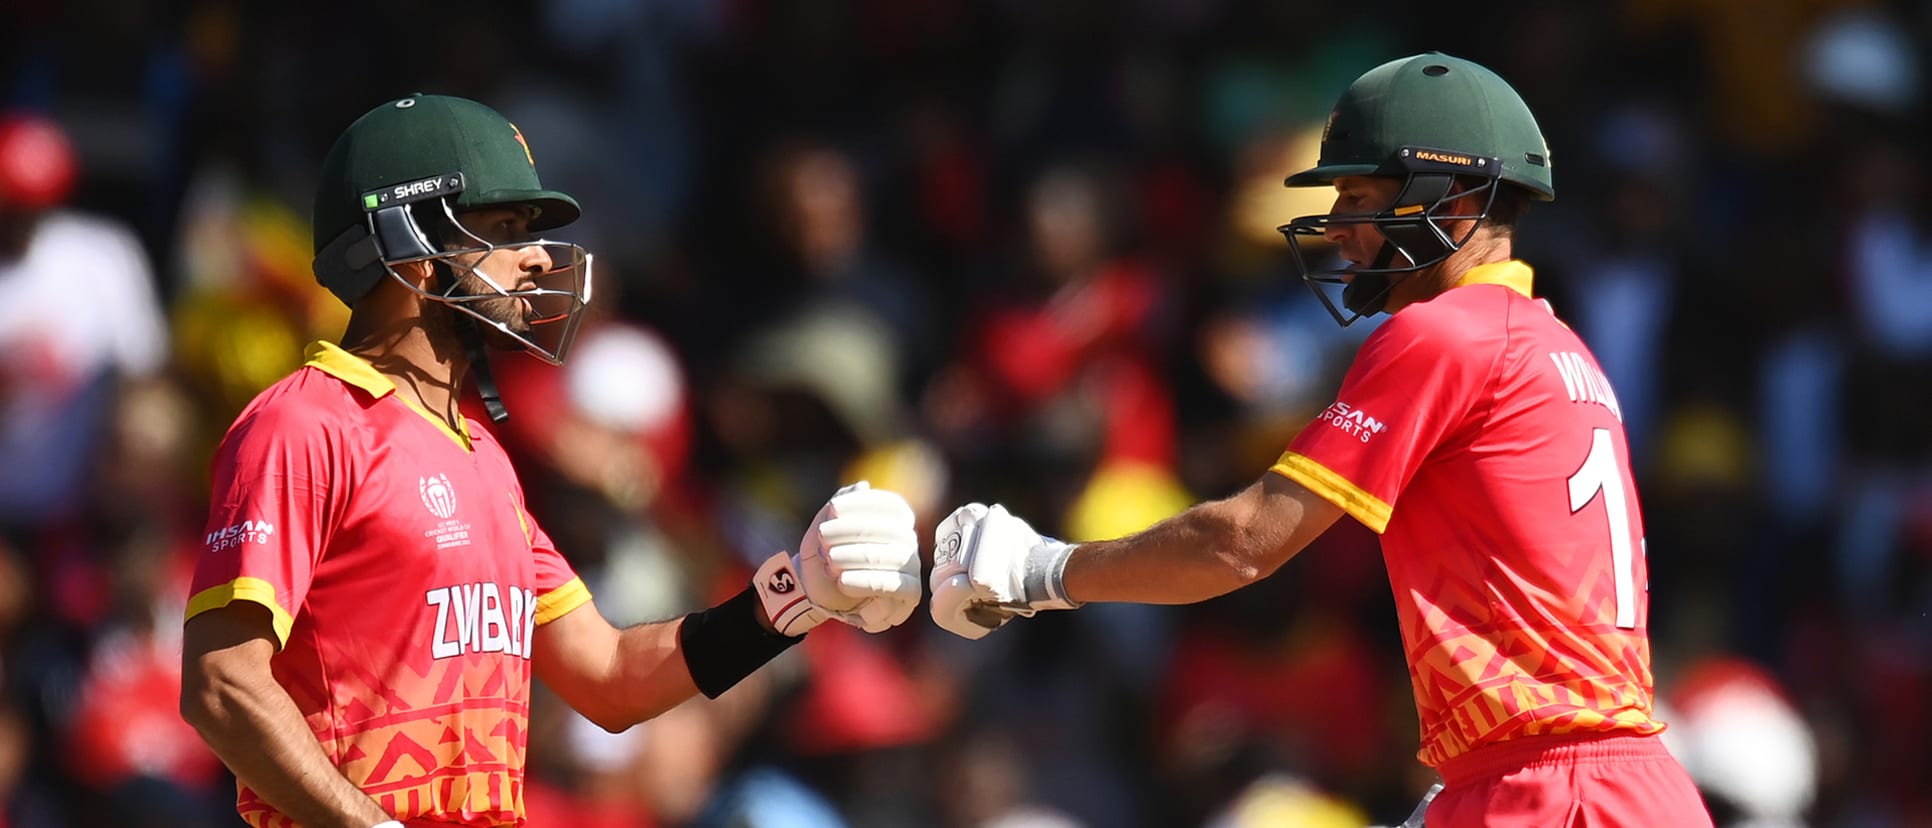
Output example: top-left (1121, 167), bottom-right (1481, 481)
top-left (799, 483), bottom-right (904, 614)
top-left (824, 488), bottom-right (915, 532)
top-left (837, 568), bottom-right (920, 601)
top-left (800, 481), bottom-right (922, 633)
top-left (819, 515), bottom-right (916, 547)
top-left (824, 498), bottom-right (917, 593)
top-left (824, 542), bottom-right (919, 594)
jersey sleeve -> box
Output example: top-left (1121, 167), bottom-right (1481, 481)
top-left (1273, 307), bottom-right (1498, 533)
top-left (512, 487), bottom-right (590, 625)
top-left (185, 406), bottom-right (336, 646)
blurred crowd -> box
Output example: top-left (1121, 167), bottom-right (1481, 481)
top-left (2, 1), bottom-right (1930, 826)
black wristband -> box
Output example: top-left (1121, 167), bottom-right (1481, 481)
top-left (678, 587), bottom-right (803, 699)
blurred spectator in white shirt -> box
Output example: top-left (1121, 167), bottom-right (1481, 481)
top-left (0, 113), bottom-right (166, 526)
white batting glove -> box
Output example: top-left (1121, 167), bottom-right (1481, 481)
top-left (928, 503), bottom-right (1080, 640)
top-left (754, 482), bottom-right (921, 636)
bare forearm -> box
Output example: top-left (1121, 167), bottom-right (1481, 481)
top-left (1061, 475), bottom-right (1336, 605)
top-left (1062, 498), bottom-right (1267, 604)
top-left (539, 588), bottom-right (804, 732)
top-left (184, 671), bottom-right (391, 828)
top-left (535, 608), bottom-right (707, 733)
top-left (598, 589), bottom-right (799, 724)
top-left (598, 619), bottom-right (700, 727)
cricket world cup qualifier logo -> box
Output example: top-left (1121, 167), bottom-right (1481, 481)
top-left (420, 473), bottom-right (458, 519)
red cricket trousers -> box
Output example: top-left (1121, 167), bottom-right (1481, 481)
top-left (1427, 732), bottom-right (1713, 827)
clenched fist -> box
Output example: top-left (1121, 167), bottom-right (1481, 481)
top-left (755, 482), bottom-right (922, 636)
top-left (928, 503), bottom-right (1080, 639)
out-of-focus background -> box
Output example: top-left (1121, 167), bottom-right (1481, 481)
top-left (1, 1), bottom-right (1928, 826)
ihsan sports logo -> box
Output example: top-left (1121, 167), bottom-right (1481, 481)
top-left (206, 520), bottom-right (275, 552)
top-left (1316, 400), bottom-right (1388, 443)
top-left (420, 473), bottom-right (458, 519)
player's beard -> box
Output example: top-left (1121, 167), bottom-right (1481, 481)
top-left (448, 264), bottom-right (533, 337)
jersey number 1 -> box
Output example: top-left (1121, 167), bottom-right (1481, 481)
top-left (1567, 427), bottom-right (1639, 629)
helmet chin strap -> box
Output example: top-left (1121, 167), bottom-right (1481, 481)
top-left (457, 315), bottom-right (509, 423)
top-left (1342, 241), bottom-right (1402, 316)
top-left (433, 262), bottom-right (511, 423)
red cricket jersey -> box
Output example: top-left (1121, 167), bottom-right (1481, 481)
top-left (187, 342), bottom-right (591, 827)
top-left (1272, 261), bottom-right (1664, 767)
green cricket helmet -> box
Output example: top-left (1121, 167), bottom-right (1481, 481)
top-left (1278, 52), bottom-right (1553, 326)
top-left (311, 94), bottom-right (593, 368)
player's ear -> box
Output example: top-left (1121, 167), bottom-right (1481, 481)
top-left (390, 259), bottom-right (437, 290)
top-left (1443, 179), bottom-right (1483, 216)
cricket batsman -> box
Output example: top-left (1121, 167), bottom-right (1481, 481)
top-left (927, 54), bottom-right (1712, 827)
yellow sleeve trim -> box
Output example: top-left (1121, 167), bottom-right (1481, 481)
top-left (534, 577), bottom-right (592, 625)
top-left (184, 577), bottom-right (297, 647)
top-left (1269, 451), bottom-right (1392, 533)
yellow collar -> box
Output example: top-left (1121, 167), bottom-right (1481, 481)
top-left (304, 341), bottom-right (472, 450)
top-left (304, 341), bottom-right (394, 399)
top-left (1452, 260), bottom-right (1535, 298)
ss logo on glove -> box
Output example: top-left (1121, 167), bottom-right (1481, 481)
top-left (767, 570), bottom-right (797, 594)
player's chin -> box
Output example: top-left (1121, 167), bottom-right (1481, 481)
top-left (471, 304), bottom-right (534, 343)
top-left (479, 300), bottom-right (531, 329)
